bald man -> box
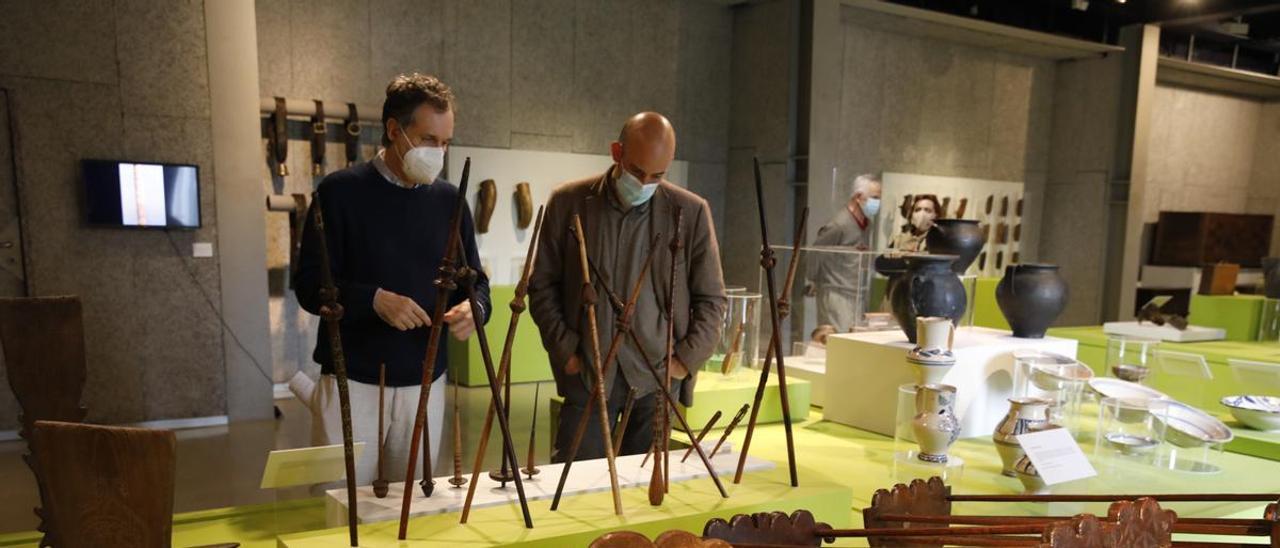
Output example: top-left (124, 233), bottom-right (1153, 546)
top-left (529, 112), bottom-right (727, 462)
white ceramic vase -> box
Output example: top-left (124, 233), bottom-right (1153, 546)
top-left (911, 383), bottom-right (961, 464)
top-left (907, 317), bottom-right (956, 384)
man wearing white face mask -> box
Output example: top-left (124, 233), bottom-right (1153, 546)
top-left (295, 73), bottom-right (488, 485)
top-left (806, 173), bottom-right (882, 332)
top-left (529, 112), bottom-right (727, 462)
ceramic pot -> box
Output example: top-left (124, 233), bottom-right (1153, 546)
top-left (926, 219), bottom-right (984, 274)
top-left (1013, 455), bottom-right (1048, 494)
top-left (907, 317), bottom-right (956, 384)
top-left (890, 254), bottom-right (967, 343)
top-left (995, 263), bottom-right (1068, 339)
top-left (911, 384), bottom-right (961, 464)
top-left (993, 398), bottom-right (1053, 477)
top-left (1263, 257), bottom-right (1280, 299)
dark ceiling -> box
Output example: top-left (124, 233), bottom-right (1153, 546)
top-left (886, 0), bottom-right (1280, 74)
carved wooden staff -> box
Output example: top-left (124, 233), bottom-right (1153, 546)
top-left (459, 206), bottom-right (543, 525)
top-left (523, 383), bottom-right (541, 479)
top-left (372, 364), bottom-right (389, 498)
top-left (708, 403), bottom-right (749, 459)
top-left (680, 411), bottom-right (722, 463)
top-left (661, 208), bottom-right (684, 495)
top-left (397, 158), bottom-right (471, 539)
top-left (612, 386), bottom-right (637, 456)
top-left (448, 378), bottom-right (466, 488)
top-left (452, 225), bottom-right (533, 528)
top-left (583, 254), bottom-right (729, 498)
top-left (549, 231), bottom-right (662, 511)
top-left (733, 206), bottom-right (807, 483)
top-left (310, 192), bottom-right (360, 547)
top-left (733, 157), bottom-right (801, 487)
top-left (571, 214), bottom-right (622, 514)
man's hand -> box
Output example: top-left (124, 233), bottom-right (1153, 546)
top-left (373, 288), bottom-right (430, 331)
top-left (670, 356), bottom-right (689, 380)
top-left (564, 353), bottom-right (583, 376)
top-left (443, 301), bottom-right (476, 340)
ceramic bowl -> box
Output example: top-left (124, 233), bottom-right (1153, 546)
top-left (1220, 395), bottom-right (1280, 432)
top-left (1153, 401), bottom-right (1234, 448)
top-left (1088, 378), bottom-right (1168, 401)
top-left (1111, 363), bottom-right (1150, 383)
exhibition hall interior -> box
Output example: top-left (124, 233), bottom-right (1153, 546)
top-left (2, 0), bottom-right (1280, 546)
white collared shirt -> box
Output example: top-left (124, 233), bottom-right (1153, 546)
top-left (372, 148), bottom-right (414, 189)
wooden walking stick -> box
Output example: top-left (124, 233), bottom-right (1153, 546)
top-left (459, 206), bottom-right (543, 524)
top-left (571, 213), bottom-right (622, 515)
top-left (680, 411), bottom-right (722, 463)
top-left (309, 192), bottom-right (360, 547)
top-left (549, 231), bottom-right (663, 511)
top-left (613, 386), bottom-right (638, 456)
top-left (584, 255), bottom-right (729, 498)
top-left (397, 158), bottom-right (471, 539)
top-left (708, 403), bottom-right (750, 459)
top-left (372, 364), bottom-right (389, 498)
top-left (524, 383), bottom-right (541, 479)
top-left (449, 378), bottom-right (466, 488)
top-left (661, 208), bottom-right (684, 495)
top-left (733, 156), bottom-right (800, 487)
top-left (452, 227), bottom-right (533, 528)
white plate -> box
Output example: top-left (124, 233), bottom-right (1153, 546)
top-left (1088, 378), bottom-right (1169, 401)
top-left (1155, 401), bottom-right (1234, 447)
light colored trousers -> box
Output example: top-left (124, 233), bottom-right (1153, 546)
top-left (308, 374), bottom-right (445, 486)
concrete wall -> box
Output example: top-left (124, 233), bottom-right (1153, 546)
top-left (1042, 54), bottom-right (1125, 326)
top-left (255, 0), bottom-right (735, 376)
top-left (813, 7), bottom-right (1056, 263)
top-left (0, 0), bottom-right (227, 427)
top-left (1144, 84), bottom-right (1280, 255)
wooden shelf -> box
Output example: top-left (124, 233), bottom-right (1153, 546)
top-left (1156, 57), bottom-right (1280, 100)
top-left (839, 0), bottom-right (1124, 60)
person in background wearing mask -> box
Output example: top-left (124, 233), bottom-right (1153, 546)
top-left (296, 73), bottom-right (489, 484)
top-left (889, 194), bottom-right (941, 252)
top-left (805, 173), bottom-right (883, 332)
top-left (529, 112), bottom-right (727, 461)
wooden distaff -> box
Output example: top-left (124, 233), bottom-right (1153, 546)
top-left (458, 206), bottom-right (544, 525)
top-left (733, 157), bottom-right (803, 487)
top-left (660, 208), bottom-right (684, 496)
top-left (309, 192), bottom-right (360, 547)
top-left (524, 383), bottom-right (541, 479)
top-left (584, 255), bottom-right (729, 498)
top-left (397, 158), bottom-right (471, 540)
top-left (372, 364), bottom-right (389, 498)
top-left (720, 298), bottom-right (754, 375)
top-left (549, 231), bottom-right (663, 511)
top-left (572, 214), bottom-right (623, 515)
top-left (680, 410), bottom-right (722, 463)
top-left (612, 387), bottom-right (638, 456)
top-left (448, 378), bottom-right (466, 488)
top-left (452, 226), bottom-right (533, 528)
top-left (708, 403), bottom-right (749, 459)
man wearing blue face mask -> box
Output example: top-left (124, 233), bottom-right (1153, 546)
top-left (529, 112), bottom-right (727, 462)
top-left (295, 73), bottom-right (488, 485)
top-left (806, 173), bottom-right (882, 332)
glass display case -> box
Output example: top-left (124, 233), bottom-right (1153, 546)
top-left (1012, 350), bottom-right (1093, 440)
top-left (709, 291), bottom-right (762, 374)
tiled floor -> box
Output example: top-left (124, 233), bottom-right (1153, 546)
top-left (0, 379), bottom-right (556, 535)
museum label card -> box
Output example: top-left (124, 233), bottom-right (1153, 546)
top-left (260, 442), bottom-right (365, 489)
top-left (1015, 428), bottom-right (1096, 485)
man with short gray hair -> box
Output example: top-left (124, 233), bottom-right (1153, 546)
top-left (806, 173), bottom-right (882, 332)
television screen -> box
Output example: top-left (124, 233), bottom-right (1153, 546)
top-left (82, 159), bottom-right (201, 228)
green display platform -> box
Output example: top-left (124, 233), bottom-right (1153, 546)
top-left (971, 277), bottom-right (1007, 331)
top-left (279, 468), bottom-right (851, 547)
top-left (449, 285), bottom-right (554, 386)
top-left (1223, 419), bottom-right (1280, 462)
top-left (1188, 294), bottom-right (1266, 342)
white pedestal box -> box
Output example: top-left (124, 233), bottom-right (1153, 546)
top-left (823, 327), bottom-right (1078, 439)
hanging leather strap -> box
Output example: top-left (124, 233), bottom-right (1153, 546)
top-left (268, 97), bottom-right (289, 177)
top-left (311, 100), bottom-right (326, 176)
top-left (287, 193), bottom-right (308, 289)
top-left (344, 103), bottom-right (360, 167)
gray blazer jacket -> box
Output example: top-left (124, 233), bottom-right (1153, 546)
top-left (528, 171), bottom-right (727, 406)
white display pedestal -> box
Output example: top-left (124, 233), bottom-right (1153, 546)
top-left (788, 356), bottom-right (827, 408)
top-left (824, 327), bottom-right (1078, 439)
top-left (1102, 321), bottom-right (1226, 342)
top-left (323, 448), bottom-right (768, 527)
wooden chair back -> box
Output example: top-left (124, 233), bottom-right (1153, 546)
top-left (32, 420), bottom-right (177, 548)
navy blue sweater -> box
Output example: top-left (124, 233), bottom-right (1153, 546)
top-left (295, 162), bottom-right (490, 386)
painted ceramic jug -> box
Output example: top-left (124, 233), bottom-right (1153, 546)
top-left (911, 383), bottom-right (961, 464)
top-left (907, 316), bottom-right (956, 384)
top-left (993, 397), bottom-right (1054, 476)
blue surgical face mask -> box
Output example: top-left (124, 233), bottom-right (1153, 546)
top-left (615, 168), bottom-right (658, 206)
top-left (862, 197), bottom-right (881, 218)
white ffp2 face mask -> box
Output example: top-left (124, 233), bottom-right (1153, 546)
top-left (615, 168), bottom-right (658, 206)
top-left (399, 132), bottom-right (445, 185)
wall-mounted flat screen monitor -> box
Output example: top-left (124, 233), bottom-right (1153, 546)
top-left (82, 159), bottom-right (201, 228)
